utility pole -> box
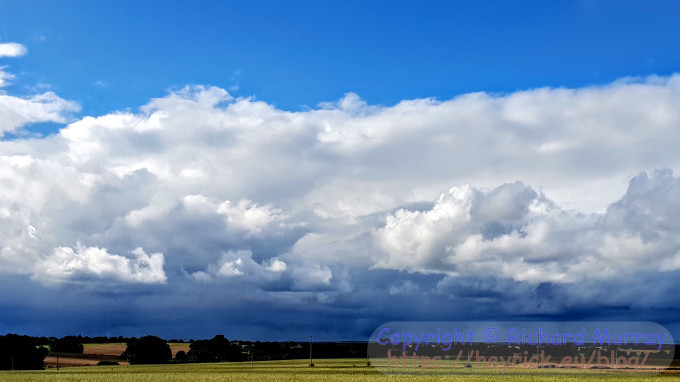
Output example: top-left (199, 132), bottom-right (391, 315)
top-left (366, 344), bottom-right (370, 367)
top-left (536, 345), bottom-right (544, 368)
top-left (309, 335), bottom-right (313, 367)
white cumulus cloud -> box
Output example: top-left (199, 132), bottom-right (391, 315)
top-left (33, 245), bottom-right (166, 284)
top-left (0, 43), bottom-right (79, 134)
top-left (0, 42), bottom-right (27, 58)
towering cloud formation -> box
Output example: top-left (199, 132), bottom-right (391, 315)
top-left (2, 42), bottom-right (680, 336)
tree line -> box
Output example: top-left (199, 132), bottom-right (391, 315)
top-left (122, 335), bottom-right (367, 365)
top-left (0, 332), bottom-right (362, 369)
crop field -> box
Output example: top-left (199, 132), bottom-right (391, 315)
top-left (2, 359), bottom-right (680, 382)
top-left (42, 343), bottom-right (192, 368)
top-left (80, 342), bottom-right (191, 358)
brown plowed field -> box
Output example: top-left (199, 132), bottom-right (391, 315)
top-left (44, 342), bottom-right (191, 368)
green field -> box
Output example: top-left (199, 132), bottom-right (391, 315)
top-left (1, 359), bottom-right (680, 381)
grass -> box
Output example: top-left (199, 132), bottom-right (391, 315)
top-left (1, 358), bottom-right (680, 381)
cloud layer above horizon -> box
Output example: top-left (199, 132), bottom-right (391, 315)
top-left (2, 42), bottom-right (680, 338)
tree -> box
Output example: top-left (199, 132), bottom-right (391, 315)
top-left (187, 335), bottom-right (244, 362)
top-left (175, 350), bottom-right (188, 362)
top-left (0, 334), bottom-right (47, 370)
top-left (50, 336), bottom-right (84, 354)
top-left (124, 336), bottom-right (172, 365)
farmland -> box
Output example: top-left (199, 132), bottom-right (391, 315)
top-left (2, 359), bottom-right (680, 382)
top-left (43, 343), bottom-right (191, 368)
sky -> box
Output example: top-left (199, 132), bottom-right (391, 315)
top-left (1, 1), bottom-right (680, 341)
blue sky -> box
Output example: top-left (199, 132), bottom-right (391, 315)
top-left (3, 1), bottom-right (680, 119)
top-left (2, 1), bottom-right (680, 341)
